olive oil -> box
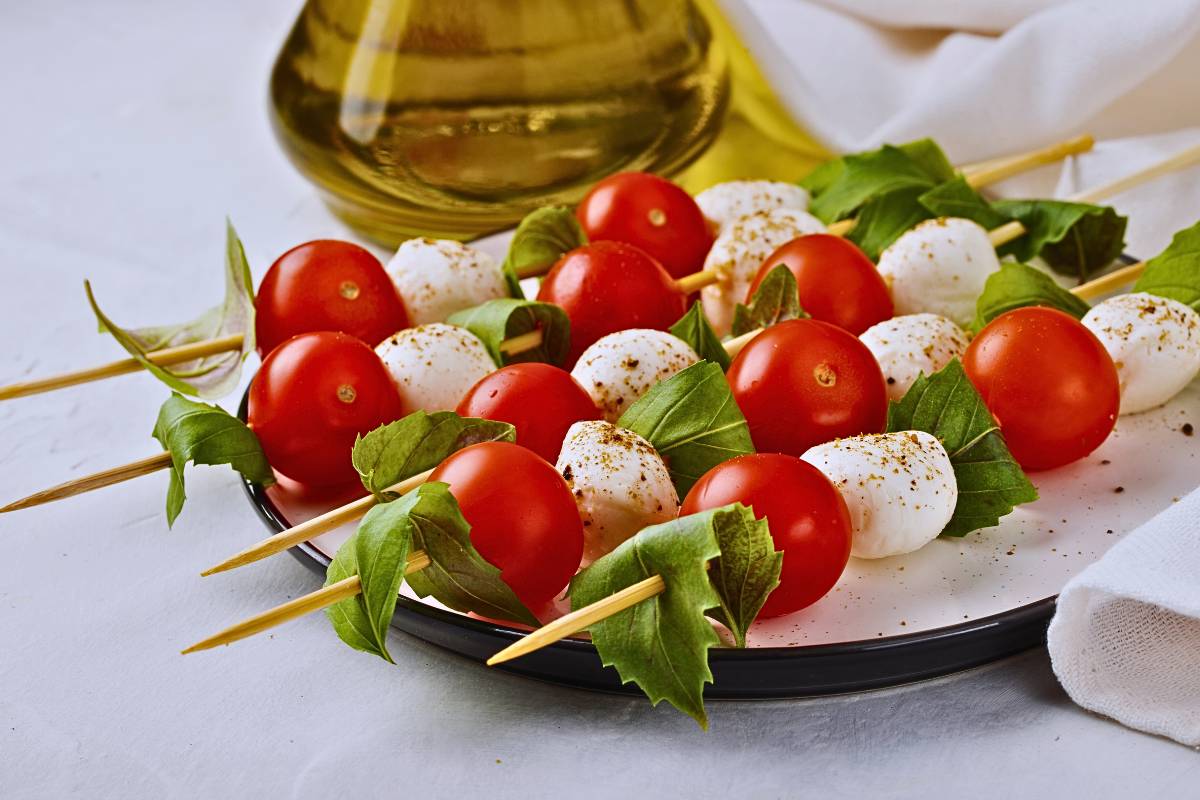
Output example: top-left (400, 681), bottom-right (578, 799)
top-left (269, 0), bottom-right (825, 245)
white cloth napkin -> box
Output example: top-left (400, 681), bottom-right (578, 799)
top-left (1047, 491), bottom-right (1200, 747)
top-left (724, 0), bottom-right (1200, 745)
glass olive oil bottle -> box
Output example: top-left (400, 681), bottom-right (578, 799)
top-left (269, 0), bottom-right (823, 245)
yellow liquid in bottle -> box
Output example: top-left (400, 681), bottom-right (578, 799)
top-left (269, 0), bottom-right (826, 245)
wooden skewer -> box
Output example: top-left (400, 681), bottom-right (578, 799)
top-left (0, 452), bottom-right (175, 513)
top-left (1070, 261), bottom-right (1146, 301)
top-left (487, 574), bottom-right (666, 666)
top-left (0, 333), bottom-right (245, 402)
top-left (181, 549), bottom-right (432, 654)
top-left (828, 134), bottom-right (1096, 238)
top-left (675, 270), bottom-right (719, 294)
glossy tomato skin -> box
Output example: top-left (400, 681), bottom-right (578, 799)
top-left (575, 172), bottom-right (713, 280)
top-left (255, 240), bottom-right (409, 358)
top-left (747, 234), bottom-right (893, 335)
top-left (963, 306), bottom-right (1120, 471)
top-left (456, 363), bottom-right (601, 462)
top-left (727, 318), bottom-right (888, 455)
top-left (429, 441), bottom-right (585, 609)
top-left (536, 241), bottom-right (688, 366)
top-left (682, 454), bottom-right (852, 617)
top-left (247, 332), bottom-right (403, 486)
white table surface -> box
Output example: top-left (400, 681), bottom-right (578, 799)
top-left (1, 3), bottom-right (1197, 798)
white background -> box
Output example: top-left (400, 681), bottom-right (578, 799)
top-left (1, 2), bottom-right (1198, 797)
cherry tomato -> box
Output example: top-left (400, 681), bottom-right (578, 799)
top-left (536, 241), bottom-right (688, 366)
top-left (456, 364), bottom-right (601, 462)
top-left (429, 441), bottom-right (585, 609)
top-left (682, 454), bottom-right (851, 617)
top-left (747, 234), bottom-right (893, 335)
top-left (727, 319), bottom-right (888, 455)
top-left (255, 240), bottom-right (409, 357)
top-left (964, 306), bottom-right (1119, 471)
top-left (575, 172), bottom-right (713, 280)
top-left (248, 332), bottom-right (403, 486)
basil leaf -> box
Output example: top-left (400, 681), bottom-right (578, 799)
top-left (501, 206), bottom-right (588, 291)
top-left (708, 504), bottom-right (781, 648)
top-left (846, 186), bottom-right (932, 261)
top-left (569, 506), bottom-right (728, 728)
top-left (324, 489), bottom-right (420, 662)
top-left (992, 199), bottom-right (1127, 282)
top-left (731, 265), bottom-right (807, 337)
top-left (1133, 220), bottom-right (1200, 310)
top-left (971, 261), bottom-right (1092, 332)
top-left (352, 411), bottom-right (515, 498)
top-left (809, 140), bottom-right (954, 223)
top-left (402, 482), bottom-right (540, 627)
top-left (86, 220), bottom-right (255, 399)
top-left (887, 360), bottom-right (1037, 536)
top-left (918, 177), bottom-right (1009, 230)
top-left (619, 361), bottom-right (754, 497)
top-left (798, 158), bottom-right (844, 196)
top-left (150, 393), bottom-right (273, 527)
top-left (669, 302), bottom-right (730, 370)
top-left (447, 298), bottom-right (571, 367)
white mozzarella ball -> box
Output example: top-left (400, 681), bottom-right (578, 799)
top-left (694, 181), bottom-right (810, 231)
top-left (555, 421), bottom-right (680, 565)
top-left (701, 208), bottom-right (826, 335)
top-left (375, 323), bottom-right (495, 414)
top-left (860, 314), bottom-right (970, 401)
top-left (877, 217), bottom-right (1001, 328)
top-left (571, 329), bottom-right (700, 422)
top-left (387, 238), bottom-right (506, 325)
top-left (1082, 292), bottom-right (1200, 414)
top-left (801, 431), bottom-right (957, 559)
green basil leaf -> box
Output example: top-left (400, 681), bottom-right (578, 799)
top-left (708, 504), bottom-right (781, 648)
top-left (669, 302), bottom-right (730, 370)
top-left (798, 157), bottom-right (844, 195)
top-left (887, 360), bottom-right (1037, 536)
top-left (324, 489), bottom-right (423, 661)
top-left (846, 186), bottom-right (933, 261)
top-left (569, 506), bottom-right (728, 728)
top-left (402, 482), bottom-right (540, 627)
top-left (809, 141), bottom-right (953, 223)
top-left (150, 393), bottom-right (273, 527)
top-left (971, 261), bottom-right (1092, 332)
top-left (446, 298), bottom-right (571, 367)
top-left (86, 220), bottom-right (255, 399)
top-left (731, 265), bottom-right (807, 337)
top-left (918, 177), bottom-right (1009, 230)
top-left (1133, 220), bottom-right (1200, 310)
top-left (352, 411), bottom-right (515, 499)
top-left (618, 361), bottom-right (754, 498)
top-left (501, 206), bottom-right (588, 291)
top-left (992, 199), bottom-right (1127, 282)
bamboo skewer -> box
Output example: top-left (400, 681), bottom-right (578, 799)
top-left (182, 549), bottom-right (432, 654)
top-left (675, 270), bottom-right (719, 294)
top-left (200, 468), bottom-right (433, 576)
top-left (0, 452), bottom-right (175, 513)
top-left (0, 334), bottom-right (245, 401)
top-left (1070, 261), bottom-right (1146, 301)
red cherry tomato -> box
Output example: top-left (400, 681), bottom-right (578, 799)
top-left (682, 454), bottom-right (851, 617)
top-left (429, 441), bottom-right (585, 609)
top-left (248, 332), bottom-right (403, 486)
top-left (536, 241), bottom-right (688, 366)
top-left (255, 240), bottom-right (409, 357)
top-left (964, 306), bottom-right (1119, 471)
top-left (575, 172), bottom-right (713, 280)
top-left (727, 318), bottom-right (888, 455)
top-left (747, 234), bottom-right (893, 335)
top-left (456, 364), bottom-right (601, 462)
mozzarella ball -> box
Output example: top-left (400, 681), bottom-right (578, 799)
top-left (571, 329), bottom-right (700, 422)
top-left (801, 431), bottom-right (957, 559)
top-left (877, 217), bottom-right (1001, 328)
top-left (701, 208), bottom-right (827, 335)
top-left (387, 238), bottom-right (506, 325)
top-left (1082, 292), bottom-right (1200, 415)
top-left (694, 181), bottom-right (810, 231)
top-left (375, 323), bottom-right (495, 414)
top-left (860, 314), bottom-right (970, 400)
top-left (555, 421), bottom-right (680, 565)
